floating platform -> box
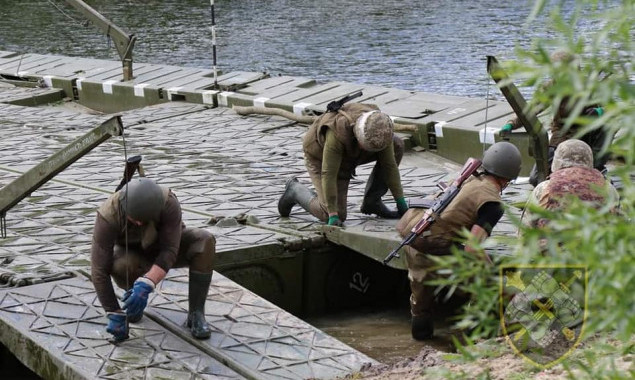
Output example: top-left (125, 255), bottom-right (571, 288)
top-left (0, 52), bottom-right (531, 379)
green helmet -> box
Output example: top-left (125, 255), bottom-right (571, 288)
top-left (551, 139), bottom-right (593, 172)
top-left (119, 178), bottom-right (165, 223)
top-left (353, 111), bottom-right (394, 152)
top-left (482, 141), bottom-right (522, 180)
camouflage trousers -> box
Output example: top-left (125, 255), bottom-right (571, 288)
top-left (404, 242), bottom-right (455, 316)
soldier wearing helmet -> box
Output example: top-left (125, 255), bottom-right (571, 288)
top-left (396, 141), bottom-right (522, 340)
top-left (521, 139), bottom-right (619, 228)
top-left (91, 178), bottom-right (216, 342)
top-left (499, 50), bottom-right (611, 186)
top-left (278, 102), bottom-right (408, 226)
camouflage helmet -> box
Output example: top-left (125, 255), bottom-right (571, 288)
top-left (353, 111), bottom-right (394, 152)
top-left (551, 50), bottom-right (580, 69)
top-left (482, 141), bottom-right (522, 180)
top-left (119, 178), bottom-right (165, 223)
top-left (551, 139), bottom-right (593, 172)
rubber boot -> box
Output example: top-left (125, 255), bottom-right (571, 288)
top-left (360, 164), bottom-right (399, 219)
top-left (186, 271), bottom-right (212, 339)
top-left (411, 312), bottom-right (434, 340)
top-left (278, 177), bottom-right (317, 217)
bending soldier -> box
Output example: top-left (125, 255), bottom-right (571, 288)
top-left (521, 139), bottom-right (619, 228)
top-left (500, 51), bottom-right (611, 186)
top-left (278, 103), bottom-right (408, 226)
top-left (90, 178), bottom-right (216, 342)
top-left (396, 142), bottom-right (522, 340)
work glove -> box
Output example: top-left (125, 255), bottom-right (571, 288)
top-left (500, 123), bottom-right (513, 136)
top-left (584, 107), bottom-right (604, 117)
top-left (106, 312), bottom-right (129, 342)
top-left (122, 277), bottom-right (155, 319)
top-left (327, 215), bottom-right (343, 227)
top-left (396, 197), bottom-right (409, 217)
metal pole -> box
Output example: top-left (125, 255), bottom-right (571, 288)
top-left (210, 0), bottom-right (218, 88)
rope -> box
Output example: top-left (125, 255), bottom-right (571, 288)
top-left (120, 128), bottom-right (130, 310)
top-left (483, 76), bottom-right (491, 156)
top-left (46, 0), bottom-right (81, 24)
top-left (209, 0), bottom-right (218, 88)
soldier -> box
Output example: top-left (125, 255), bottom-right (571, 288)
top-left (396, 141), bottom-right (522, 340)
top-left (521, 139), bottom-right (619, 228)
top-left (90, 178), bottom-right (216, 342)
top-left (500, 51), bottom-right (611, 186)
top-left (278, 103), bottom-right (408, 226)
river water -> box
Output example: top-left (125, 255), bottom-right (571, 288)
top-left (0, 0), bottom-right (611, 367)
top-left (0, 0), bottom-right (606, 98)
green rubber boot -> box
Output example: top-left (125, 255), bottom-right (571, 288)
top-left (278, 177), bottom-right (317, 217)
top-left (186, 271), bottom-right (213, 339)
top-left (360, 164), bottom-right (399, 219)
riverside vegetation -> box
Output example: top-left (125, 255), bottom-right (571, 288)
top-left (351, 0), bottom-right (634, 378)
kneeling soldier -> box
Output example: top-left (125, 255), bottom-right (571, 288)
top-left (279, 102), bottom-right (408, 226)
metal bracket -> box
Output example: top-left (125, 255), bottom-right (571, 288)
top-left (487, 55), bottom-right (549, 183)
top-left (0, 116), bottom-right (123, 236)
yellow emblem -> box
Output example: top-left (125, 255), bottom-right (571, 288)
top-left (500, 265), bottom-right (587, 368)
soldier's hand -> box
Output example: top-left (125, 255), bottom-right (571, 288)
top-left (106, 312), bottom-right (129, 342)
top-left (500, 123), bottom-right (513, 136)
top-left (327, 215), bottom-right (343, 227)
top-left (396, 197), bottom-right (409, 217)
top-left (122, 277), bottom-right (154, 319)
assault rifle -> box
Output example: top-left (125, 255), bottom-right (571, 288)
top-left (115, 155), bottom-right (144, 191)
top-left (382, 157), bottom-right (483, 265)
top-left (326, 91), bottom-right (363, 112)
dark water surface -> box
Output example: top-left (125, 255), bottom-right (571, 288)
top-left (0, 0), bottom-right (605, 98)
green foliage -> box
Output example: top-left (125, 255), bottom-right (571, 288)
top-left (426, 0), bottom-right (634, 377)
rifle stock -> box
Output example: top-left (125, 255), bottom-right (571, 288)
top-left (326, 91), bottom-right (363, 112)
top-left (382, 157), bottom-right (482, 265)
top-left (115, 155), bottom-right (142, 191)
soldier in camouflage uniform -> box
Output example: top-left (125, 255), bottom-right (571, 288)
top-left (278, 103), bottom-right (408, 226)
top-left (396, 141), bottom-right (522, 340)
top-left (521, 139), bottom-right (619, 228)
top-left (500, 51), bottom-right (612, 186)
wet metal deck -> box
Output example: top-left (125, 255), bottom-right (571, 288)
top-left (0, 54), bottom-right (531, 379)
top-left (0, 51), bottom-right (539, 175)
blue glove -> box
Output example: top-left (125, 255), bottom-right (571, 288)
top-left (122, 277), bottom-right (154, 319)
top-left (500, 123), bottom-right (513, 135)
top-left (327, 215), bottom-right (343, 226)
top-left (396, 197), bottom-right (409, 216)
top-left (106, 312), bottom-right (129, 342)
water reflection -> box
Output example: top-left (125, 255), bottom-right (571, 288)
top-left (0, 0), bottom-right (602, 97)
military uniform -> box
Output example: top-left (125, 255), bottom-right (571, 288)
top-left (91, 187), bottom-right (215, 313)
top-left (397, 175), bottom-right (503, 317)
top-left (522, 140), bottom-right (619, 228)
top-left (301, 103), bottom-right (405, 221)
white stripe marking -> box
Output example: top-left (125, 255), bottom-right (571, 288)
top-left (293, 102), bottom-right (312, 116)
top-left (202, 90), bottom-right (217, 105)
top-left (218, 91), bottom-right (234, 107)
top-left (479, 127), bottom-right (498, 144)
top-left (102, 80), bottom-right (117, 94)
top-left (434, 121), bottom-right (446, 138)
top-left (253, 97), bottom-right (269, 108)
top-left (167, 86), bottom-right (183, 101)
top-left (134, 83), bottom-right (149, 97)
top-left (42, 76), bottom-right (53, 88)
